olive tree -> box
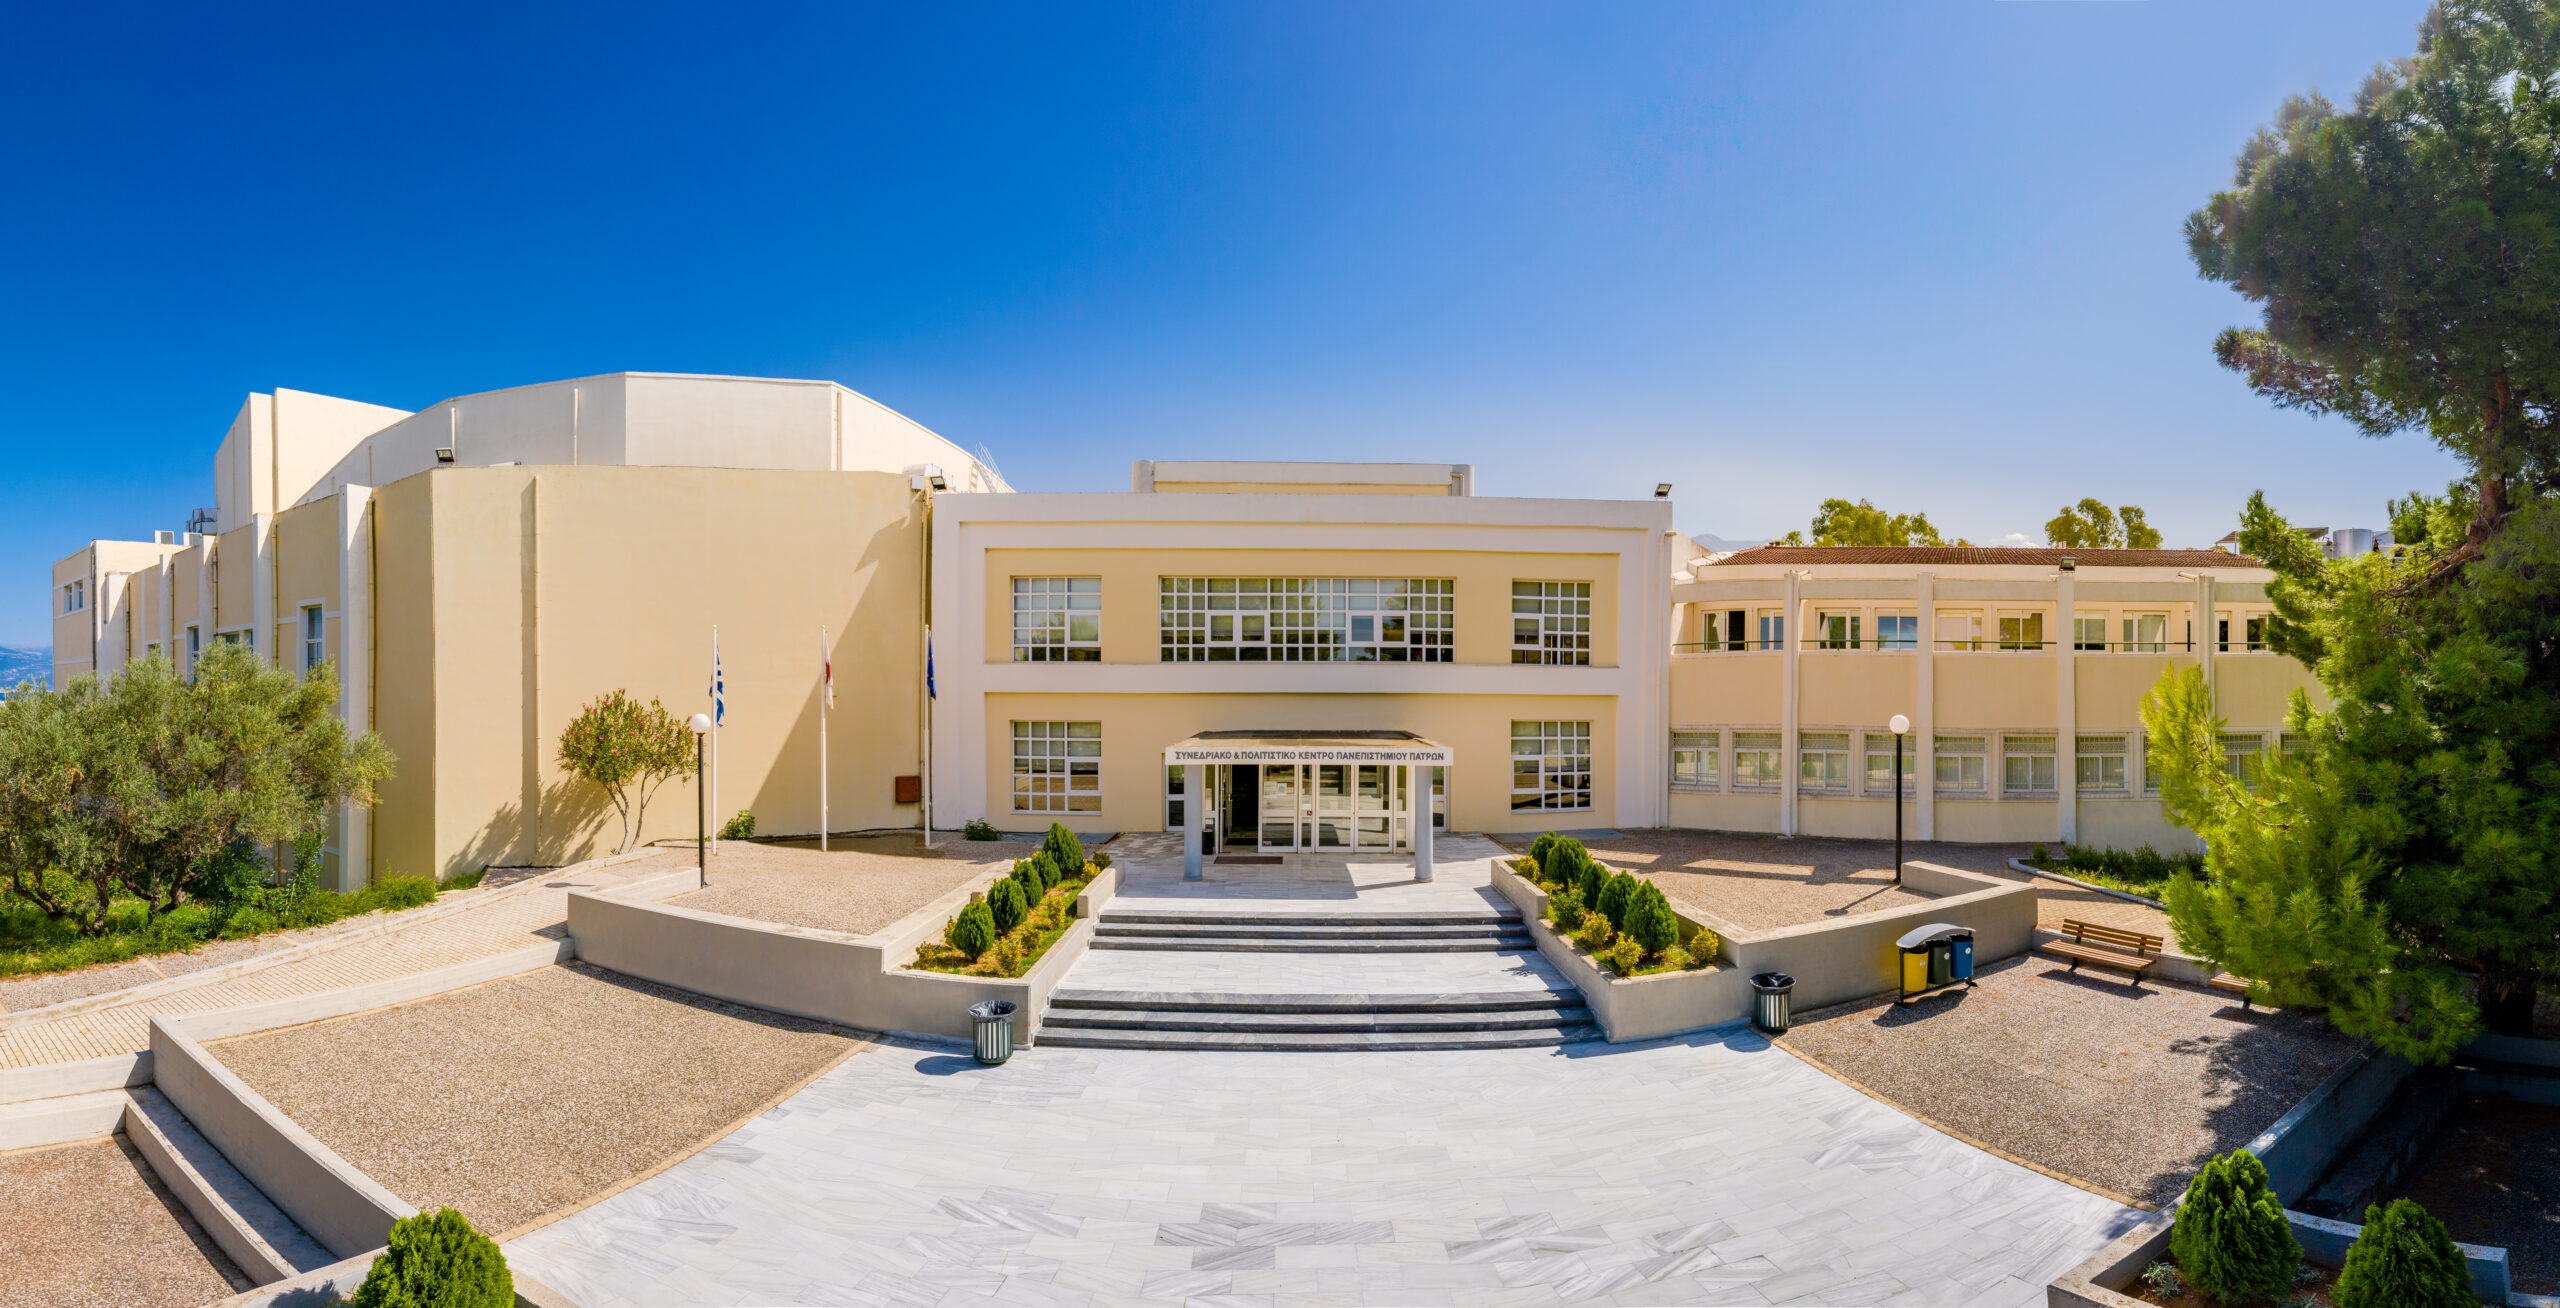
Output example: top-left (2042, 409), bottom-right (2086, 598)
top-left (556, 690), bottom-right (695, 853)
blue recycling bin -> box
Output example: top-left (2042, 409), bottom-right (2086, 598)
top-left (1950, 935), bottom-right (1974, 981)
top-left (1895, 923), bottom-right (1977, 1003)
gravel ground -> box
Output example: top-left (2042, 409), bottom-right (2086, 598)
top-left (214, 961), bottom-right (865, 1236)
top-left (1777, 952), bottom-right (2363, 1208)
top-left (1530, 829), bottom-right (1974, 932)
top-left (0, 883), bottom-right (503, 1015)
top-left (2399, 1094), bottom-right (2560, 1292)
top-left (0, 1136), bottom-right (250, 1308)
top-left (653, 834), bottom-right (1043, 936)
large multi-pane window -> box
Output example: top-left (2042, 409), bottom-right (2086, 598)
top-left (1934, 735), bottom-right (1987, 793)
top-left (1512, 582), bottom-right (1592, 665)
top-left (301, 605), bottom-right (325, 676)
top-left (1671, 732), bottom-right (1719, 789)
top-left (1865, 733), bottom-right (1915, 795)
top-left (1013, 577), bottom-right (1101, 662)
top-left (1510, 720), bottom-right (1592, 811)
top-left (1799, 732), bottom-right (1852, 791)
top-left (2076, 735), bottom-right (2127, 792)
top-left (1012, 721), bottom-right (1100, 813)
top-left (1159, 577), bottom-right (1452, 662)
top-left (1731, 731), bottom-right (1784, 789)
top-left (2002, 735), bottom-right (2058, 795)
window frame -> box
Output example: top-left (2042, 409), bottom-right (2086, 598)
top-left (1511, 581), bottom-right (1593, 666)
top-left (1798, 732), bottom-right (1852, 792)
top-left (1935, 609), bottom-right (1984, 651)
top-left (2072, 614), bottom-right (2108, 652)
top-left (1011, 720), bottom-right (1101, 814)
top-left (1864, 732), bottom-right (1915, 796)
top-left (1730, 730), bottom-right (1784, 791)
top-left (1160, 576), bottom-right (1453, 663)
top-left (1874, 611), bottom-right (1919, 650)
top-left (1510, 720), bottom-right (1594, 812)
top-left (1012, 577), bottom-right (1102, 663)
top-left (1933, 735), bottom-right (1988, 794)
top-left (2075, 735), bottom-right (2128, 793)
top-left (1670, 730), bottom-right (1720, 790)
top-left (299, 602), bottom-right (327, 676)
top-left (2001, 735), bottom-right (2058, 796)
top-left (1996, 611), bottom-right (2046, 652)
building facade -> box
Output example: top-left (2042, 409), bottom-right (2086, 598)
top-left (48, 373), bottom-right (2320, 884)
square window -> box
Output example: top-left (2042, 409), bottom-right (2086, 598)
top-left (1015, 577), bottom-right (1103, 662)
top-left (1509, 720), bottom-right (1593, 810)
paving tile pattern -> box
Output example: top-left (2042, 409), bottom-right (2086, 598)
top-left (507, 1031), bottom-right (2146, 1306)
top-left (0, 861), bottom-right (654, 1068)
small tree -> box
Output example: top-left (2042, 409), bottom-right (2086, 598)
top-left (1597, 871), bottom-right (1636, 931)
top-left (2333, 1199), bottom-right (2474, 1308)
top-left (1042, 821), bottom-right (1085, 874)
top-left (987, 878), bottom-right (1027, 934)
top-left (2044, 498), bottom-right (2163, 549)
top-left (350, 1207), bottom-right (511, 1308)
top-left (1624, 882), bottom-right (1678, 957)
top-left (2170, 1149), bottom-right (2301, 1302)
top-left (946, 896), bottom-right (995, 960)
top-left (557, 690), bottom-right (695, 854)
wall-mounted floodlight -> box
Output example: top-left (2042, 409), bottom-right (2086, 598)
top-left (1655, 483), bottom-right (1672, 499)
top-left (2058, 555), bottom-right (2076, 572)
top-left (434, 448), bottom-right (456, 464)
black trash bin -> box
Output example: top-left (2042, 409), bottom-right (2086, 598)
top-left (1750, 972), bottom-right (1795, 1034)
top-left (969, 999), bottom-right (1018, 1065)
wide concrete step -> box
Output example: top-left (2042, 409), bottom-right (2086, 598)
top-left (1047, 989), bottom-right (1578, 1014)
top-left (1032, 1025), bottom-right (1603, 1052)
top-left (1094, 921), bottom-right (1524, 940)
top-left (1041, 1006), bottom-right (1595, 1035)
top-left (1101, 910), bottom-right (1520, 928)
top-left (1090, 935), bottom-right (1531, 953)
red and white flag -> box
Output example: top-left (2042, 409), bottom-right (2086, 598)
top-left (820, 627), bottom-right (833, 708)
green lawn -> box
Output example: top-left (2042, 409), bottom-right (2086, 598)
top-left (0, 874), bottom-right (446, 983)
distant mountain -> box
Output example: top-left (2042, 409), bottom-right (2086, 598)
top-left (0, 646), bottom-right (50, 693)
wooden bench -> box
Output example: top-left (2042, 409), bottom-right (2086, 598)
top-left (2210, 972), bottom-right (2257, 1010)
top-left (2042, 919), bottom-right (2161, 984)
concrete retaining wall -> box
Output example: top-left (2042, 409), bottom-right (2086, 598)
top-left (2245, 1044), bottom-right (2415, 1206)
top-left (568, 865), bottom-right (1121, 1045)
top-left (1491, 858), bottom-right (2035, 1040)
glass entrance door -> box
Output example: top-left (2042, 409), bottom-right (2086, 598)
top-left (1354, 764), bottom-right (1402, 850)
top-left (1259, 764), bottom-right (1306, 852)
top-left (1313, 765), bottom-right (1353, 849)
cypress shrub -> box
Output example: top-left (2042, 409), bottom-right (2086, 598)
top-left (1623, 882), bottom-right (1678, 957)
top-left (1597, 871), bottom-right (1636, 930)
top-left (987, 878), bottom-right (1027, 934)
top-left (1528, 832), bottom-right (1559, 880)
top-left (2169, 1149), bottom-right (2300, 1303)
top-left (947, 897), bottom-right (995, 960)
top-left (1043, 822), bottom-right (1085, 876)
top-left (1547, 887), bottom-right (1585, 931)
top-left (1011, 860), bottom-right (1045, 904)
top-left (1575, 850), bottom-right (1607, 905)
top-left (350, 1207), bottom-right (512, 1308)
top-left (2333, 1199), bottom-right (2474, 1308)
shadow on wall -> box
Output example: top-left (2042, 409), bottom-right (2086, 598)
top-left (745, 499), bottom-right (922, 838)
top-left (453, 780), bottom-right (617, 878)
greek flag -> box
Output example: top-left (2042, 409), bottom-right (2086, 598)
top-left (710, 635), bottom-right (725, 725)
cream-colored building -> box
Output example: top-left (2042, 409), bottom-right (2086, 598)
top-left (1668, 544), bottom-right (2317, 851)
top-left (49, 372), bottom-right (2314, 886)
top-left (51, 373), bottom-right (1004, 887)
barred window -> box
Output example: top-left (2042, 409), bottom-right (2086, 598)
top-left (1731, 731), bottom-right (1783, 790)
top-left (1013, 577), bottom-right (1101, 662)
top-left (1511, 581), bottom-right (1592, 665)
top-left (2076, 735), bottom-right (2127, 792)
top-left (1671, 731), bottom-right (1718, 789)
top-left (1799, 732), bottom-right (1852, 791)
top-left (2002, 735), bottom-right (2057, 795)
top-left (1934, 735), bottom-right (1987, 793)
top-left (1510, 720), bottom-right (1592, 811)
top-left (1159, 577), bottom-right (1452, 663)
top-left (1012, 721), bottom-right (1100, 814)
top-left (2221, 732), bottom-right (2265, 790)
top-left (1865, 733), bottom-right (1915, 795)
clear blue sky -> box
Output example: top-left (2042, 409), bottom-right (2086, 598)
top-left (0, 1), bottom-right (2464, 646)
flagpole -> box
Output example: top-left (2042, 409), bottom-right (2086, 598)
top-left (819, 624), bottom-right (829, 854)
top-left (710, 624), bottom-right (720, 860)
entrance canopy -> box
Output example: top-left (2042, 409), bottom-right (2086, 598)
top-left (1165, 729), bottom-right (1453, 767)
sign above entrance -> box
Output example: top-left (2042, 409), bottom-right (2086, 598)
top-left (1163, 730), bottom-right (1454, 767)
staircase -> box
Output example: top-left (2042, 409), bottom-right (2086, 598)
top-left (1038, 904), bottom-right (1599, 1051)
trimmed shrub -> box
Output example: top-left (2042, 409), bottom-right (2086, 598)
top-left (1597, 871), bottom-right (1636, 930)
top-left (963, 818), bottom-right (1000, 841)
top-left (1012, 859), bottom-right (1047, 902)
top-left (1572, 912), bottom-right (1615, 952)
top-left (987, 932), bottom-right (1028, 977)
top-left (2169, 1149), bottom-right (2300, 1303)
top-left (947, 897), bottom-right (995, 960)
top-left (1547, 887), bottom-right (1585, 931)
top-left (1623, 882), bottom-right (1678, 957)
top-left (2333, 1199), bottom-right (2474, 1308)
top-left (350, 1207), bottom-right (511, 1308)
top-left (1606, 936), bottom-right (1643, 975)
top-left (1575, 850), bottom-right (1607, 905)
top-left (1528, 832), bottom-right (1559, 877)
top-left (1091, 851), bottom-right (1112, 873)
top-left (720, 809), bottom-right (756, 841)
top-left (1686, 925), bottom-right (1722, 966)
top-left (987, 878), bottom-right (1027, 934)
top-left (1042, 822), bottom-right (1085, 876)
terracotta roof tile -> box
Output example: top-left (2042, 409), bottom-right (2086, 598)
top-left (1702, 545), bottom-right (2260, 568)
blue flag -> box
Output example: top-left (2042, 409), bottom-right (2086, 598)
top-left (926, 637), bottom-right (935, 701)
top-left (710, 635), bottom-right (725, 725)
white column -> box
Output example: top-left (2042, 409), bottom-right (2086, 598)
top-left (1916, 570), bottom-right (1936, 842)
top-left (1780, 570), bottom-right (1802, 837)
top-left (2195, 571), bottom-right (2217, 701)
top-left (337, 487), bottom-right (374, 893)
top-left (159, 556), bottom-right (174, 665)
top-left (2057, 569), bottom-right (2076, 848)
top-left (1411, 763), bottom-right (1434, 882)
top-left (1183, 762), bottom-right (1205, 880)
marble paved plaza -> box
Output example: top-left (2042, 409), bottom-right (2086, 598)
top-left (506, 1030), bottom-right (2144, 1306)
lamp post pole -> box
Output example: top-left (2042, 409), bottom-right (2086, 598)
top-left (689, 713), bottom-right (712, 889)
top-left (1889, 713), bottom-right (1911, 886)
